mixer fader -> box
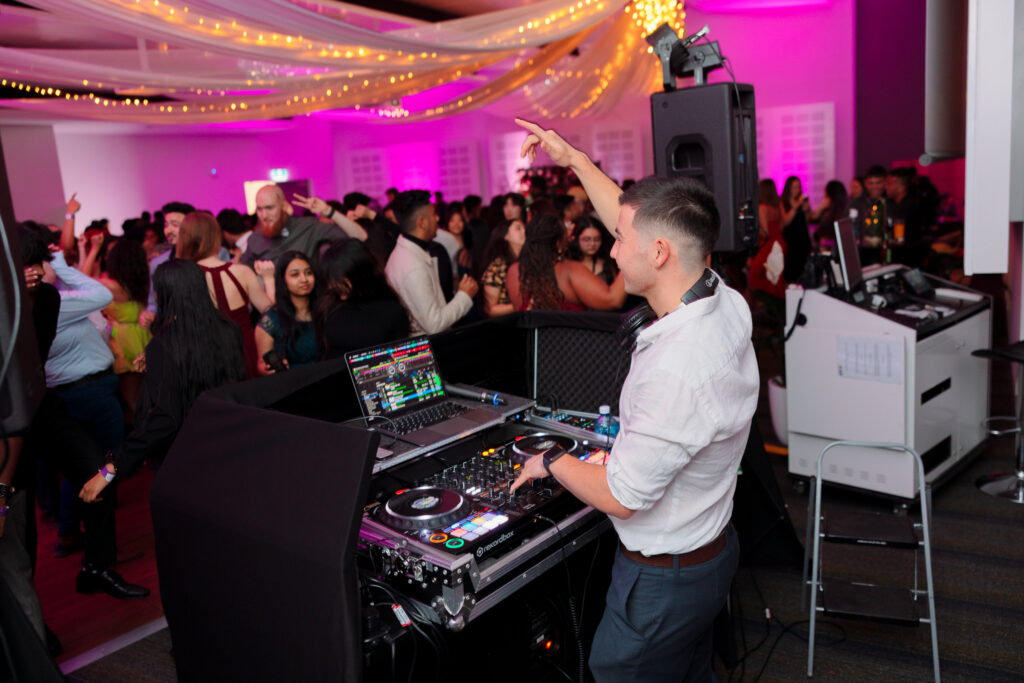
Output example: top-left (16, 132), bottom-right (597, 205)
top-left (365, 433), bottom-right (608, 561)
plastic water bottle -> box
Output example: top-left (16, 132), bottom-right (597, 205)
top-left (594, 404), bottom-right (619, 444)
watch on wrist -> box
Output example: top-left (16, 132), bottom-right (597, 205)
top-left (65, 213), bottom-right (76, 220)
top-left (542, 448), bottom-right (567, 476)
top-left (324, 206), bottom-right (336, 219)
top-left (0, 482), bottom-right (12, 499)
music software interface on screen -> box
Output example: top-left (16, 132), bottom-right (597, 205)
top-left (349, 339), bottom-right (445, 416)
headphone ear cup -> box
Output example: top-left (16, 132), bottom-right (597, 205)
top-left (616, 303), bottom-right (657, 350)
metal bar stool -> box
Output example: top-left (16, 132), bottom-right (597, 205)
top-left (972, 341), bottom-right (1024, 503)
top-left (806, 440), bottom-right (940, 682)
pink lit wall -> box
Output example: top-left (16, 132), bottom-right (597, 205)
top-left (329, 112), bottom-right (505, 203)
top-left (686, 0), bottom-right (856, 192)
top-left (53, 120), bottom-right (335, 231)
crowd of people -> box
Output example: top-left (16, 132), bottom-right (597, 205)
top-left (0, 174), bottom-right (638, 654)
top-left (2, 148), bottom-right (944, 668)
top-left (747, 164), bottom-right (943, 318)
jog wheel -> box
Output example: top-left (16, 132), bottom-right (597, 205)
top-left (378, 487), bottom-right (471, 531)
top-left (509, 433), bottom-right (579, 465)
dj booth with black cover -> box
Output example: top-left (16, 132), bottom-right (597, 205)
top-left (149, 311), bottom-right (800, 681)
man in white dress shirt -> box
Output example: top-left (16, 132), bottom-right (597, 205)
top-left (512, 118), bottom-right (759, 682)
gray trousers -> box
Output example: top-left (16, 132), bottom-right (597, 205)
top-left (590, 526), bottom-right (739, 682)
top-left (0, 489), bottom-right (45, 641)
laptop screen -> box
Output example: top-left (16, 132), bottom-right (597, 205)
top-left (345, 337), bottom-right (446, 417)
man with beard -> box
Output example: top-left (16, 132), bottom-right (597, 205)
top-left (241, 184), bottom-right (367, 267)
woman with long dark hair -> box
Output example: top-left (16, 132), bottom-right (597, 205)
top-left (255, 250), bottom-right (320, 373)
top-left (809, 179), bottom-right (850, 246)
top-left (567, 215), bottom-right (618, 286)
top-left (507, 214), bottom-right (624, 311)
top-left (435, 204), bottom-right (474, 279)
top-left (98, 238), bottom-right (152, 422)
top-left (318, 240), bottom-right (409, 359)
top-left (780, 175), bottom-right (812, 283)
top-left (80, 259), bottom-right (246, 501)
top-left (479, 218), bottom-right (526, 317)
top-left (177, 211), bottom-right (273, 377)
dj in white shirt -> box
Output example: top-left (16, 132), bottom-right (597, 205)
top-left (512, 118), bottom-right (759, 682)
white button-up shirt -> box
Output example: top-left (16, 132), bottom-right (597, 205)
top-left (606, 279), bottom-right (759, 555)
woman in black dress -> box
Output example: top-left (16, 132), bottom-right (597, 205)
top-left (781, 175), bottom-right (813, 285)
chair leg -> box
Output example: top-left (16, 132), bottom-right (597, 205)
top-left (921, 485), bottom-right (940, 682)
top-left (807, 476), bottom-right (824, 678)
top-left (976, 431), bottom-right (1024, 503)
top-left (801, 477), bottom-right (816, 612)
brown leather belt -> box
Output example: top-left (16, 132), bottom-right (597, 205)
top-left (619, 528), bottom-right (728, 568)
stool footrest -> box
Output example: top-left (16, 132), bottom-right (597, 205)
top-left (820, 581), bottom-right (922, 625)
top-left (822, 510), bottom-right (920, 547)
top-left (981, 416), bottom-right (1021, 437)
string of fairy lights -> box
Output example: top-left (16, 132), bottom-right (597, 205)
top-left (0, 0), bottom-right (687, 123)
top-left (518, 0), bottom-right (683, 120)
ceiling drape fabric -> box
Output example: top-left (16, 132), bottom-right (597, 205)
top-left (0, 0), bottom-right (672, 123)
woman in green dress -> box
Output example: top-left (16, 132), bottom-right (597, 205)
top-left (98, 238), bottom-right (152, 424)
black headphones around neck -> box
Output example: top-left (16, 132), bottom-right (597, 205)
top-left (615, 268), bottom-right (719, 349)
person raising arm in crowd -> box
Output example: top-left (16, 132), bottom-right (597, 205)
top-left (242, 184), bottom-right (367, 267)
top-left (510, 118), bottom-right (758, 682)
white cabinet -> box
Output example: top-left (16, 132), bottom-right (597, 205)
top-left (785, 273), bottom-right (991, 498)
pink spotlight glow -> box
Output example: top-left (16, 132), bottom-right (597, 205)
top-left (689, 0), bottom-right (830, 11)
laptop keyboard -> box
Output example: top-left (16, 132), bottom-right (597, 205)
top-left (389, 401), bottom-right (470, 435)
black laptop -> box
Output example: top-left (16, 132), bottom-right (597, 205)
top-left (344, 336), bottom-right (501, 446)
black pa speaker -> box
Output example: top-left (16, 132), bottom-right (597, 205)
top-left (651, 82), bottom-right (759, 253)
top-left (0, 216), bottom-right (45, 435)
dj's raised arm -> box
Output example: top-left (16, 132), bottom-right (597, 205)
top-left (514, 118), bottom-right (624, 230)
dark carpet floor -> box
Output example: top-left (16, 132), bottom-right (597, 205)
top-left (712, 428), bottom-right (1024, 683)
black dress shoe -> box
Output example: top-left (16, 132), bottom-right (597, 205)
top-left (76, 565), bottom-right (150, 599)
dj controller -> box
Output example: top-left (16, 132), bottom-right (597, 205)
top-left (359, 421), bottom-right (612, 630)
